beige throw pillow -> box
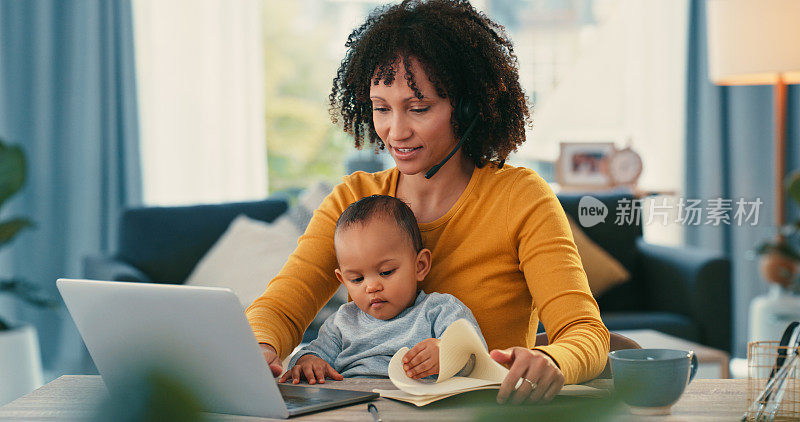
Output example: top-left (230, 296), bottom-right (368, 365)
top-left (185, 181), bottom-right (340, 309)
top-left (184, 214), bottom-right (298, 309)
top-left (566, 215), bottom-right (631, 297)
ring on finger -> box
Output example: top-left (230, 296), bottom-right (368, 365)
top-left (514, 377), bottom-right (537, 390)
top-left (522, 377), bottom-right (537, 390)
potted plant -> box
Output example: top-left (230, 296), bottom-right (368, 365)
top-left (0, 139), bottom-right (57, 405)
top-left (750, 170), bottom-right (800, 343)
top-left (755, 170), bottom-right (800, 293)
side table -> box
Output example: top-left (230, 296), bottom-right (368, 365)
top-left (749, 285), bottom-right (800, 344)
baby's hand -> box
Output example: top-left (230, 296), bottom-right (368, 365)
top-left (279, 354), bottom-right (343, 385)
top-left (402, 338), bottom-right (441, 379)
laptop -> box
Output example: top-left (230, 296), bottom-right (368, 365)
top-left (57, 278), bottom-right (378, 418)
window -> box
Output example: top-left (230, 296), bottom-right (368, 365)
top-left (262, 0), bottom-right (373, 194)
top-left (135, 0), bottom-right (687, 224)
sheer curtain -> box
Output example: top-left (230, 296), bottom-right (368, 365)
top-left (132, 0), bottom-right (267, 206)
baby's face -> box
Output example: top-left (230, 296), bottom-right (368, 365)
top-left (334, 217), bottom-right (430, 320)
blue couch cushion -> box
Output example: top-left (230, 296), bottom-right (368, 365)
top-left (557, 192), bottom-right (643, 312)
top-left (117, 198), bottom-right (288, 283)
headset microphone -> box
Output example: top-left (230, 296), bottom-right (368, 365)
top-left (425, 99), bottom-right (479, 179)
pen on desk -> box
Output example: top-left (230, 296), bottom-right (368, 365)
top-left (367, 403), bottom-right (382, 422)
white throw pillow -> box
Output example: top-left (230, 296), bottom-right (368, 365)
top-left (185, 181), bottom-right (335, 309)
top-left (185, 214), bottom-right (299, 309)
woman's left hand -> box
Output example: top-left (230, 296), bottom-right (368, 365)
top-left (490, 347), bottom-right (565, 405)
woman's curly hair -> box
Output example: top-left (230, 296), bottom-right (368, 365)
top-left (329, 0), bottom-right (531, 168)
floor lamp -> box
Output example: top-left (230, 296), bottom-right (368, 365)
top-left (707, 0), bottom-right (800, 343)
top-left (706, 0), bottom-right (800, 235)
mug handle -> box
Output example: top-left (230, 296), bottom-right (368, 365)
top-left (687, 350), bottom-right (698, 385)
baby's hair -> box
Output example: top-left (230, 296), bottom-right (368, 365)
top-left (335, 195), bottom-right (424, 252)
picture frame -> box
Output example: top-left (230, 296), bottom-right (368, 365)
top-left (555, 142), bottom-right (616, 191)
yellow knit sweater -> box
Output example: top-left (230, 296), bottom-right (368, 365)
top-left (246, 164), bottom-right (610, 384)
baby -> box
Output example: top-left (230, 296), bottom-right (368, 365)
top-left (280, 194), bottom-right (485, 384)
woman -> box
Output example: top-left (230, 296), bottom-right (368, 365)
top-left (246, 0), bottom-right (609, 405)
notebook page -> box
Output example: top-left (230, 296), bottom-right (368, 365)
top-left (387, 319), bottom-right (507, 396)
top-left (436, 319), bottom-right (508, 383)
top-left (388, 346), bottom-right (500, 395)
top-left (374, 383), bottom-right (609, 406)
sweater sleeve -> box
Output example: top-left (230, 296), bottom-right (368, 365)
top-left (245, 181), bottom-right (358, 359)
top-left (287, 311), bottom-right (343, 369)
top-left (506, 170), bottom-right (610, 384)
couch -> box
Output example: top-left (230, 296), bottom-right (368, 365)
top-left (83, 192), bottom-right (731, 353)
top-left (557, 193), bottom-right (731, 352)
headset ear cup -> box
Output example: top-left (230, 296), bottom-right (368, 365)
top-left (427, 98), bottom-right (478, 180)
top-left (456, 98), bottom-right (478, 125)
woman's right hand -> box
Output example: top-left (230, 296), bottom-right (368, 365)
top-left (259, 343), bottom-right (284, 377)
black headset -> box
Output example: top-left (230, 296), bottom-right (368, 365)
top-left (424, 98), bottom-right (480, 179)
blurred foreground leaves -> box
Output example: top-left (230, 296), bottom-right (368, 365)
top-left (92, 369), bottom-right (206, 422)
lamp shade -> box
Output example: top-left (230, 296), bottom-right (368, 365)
top-left (707, 0), bottom-right (800, 85)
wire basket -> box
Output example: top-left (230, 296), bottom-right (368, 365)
top-left (746, 341), bottom-right (800, 421)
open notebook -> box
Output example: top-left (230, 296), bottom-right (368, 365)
top-left (373, 319), bottom-right (607, 406)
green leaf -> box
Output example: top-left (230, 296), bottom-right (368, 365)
top-left (92, 369), bottom-right (205, 421)
top-left (755, 239), bottom-right (800, 261)
top-left (0, 139), bottom-right (26, 209)
top-left (775, 243), bottom-right (800, 261)
top-left (787, 170), bottom-right (800, 206)
top-left (0, 217), bottom-right (33, 248)
top-left (0, 278), bottom-right (60, 309)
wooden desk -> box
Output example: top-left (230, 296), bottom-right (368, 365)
top-left (0, 375), bottom-right (748, 421)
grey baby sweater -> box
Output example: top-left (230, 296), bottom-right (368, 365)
top-left (287, 290), bottom-right (485, 378)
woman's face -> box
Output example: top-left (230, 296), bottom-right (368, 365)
top-left (369, 57), bottom-right (459, 176)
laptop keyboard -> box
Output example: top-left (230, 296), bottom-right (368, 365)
top-left (283, 395), bottom-right (331, 410)
top-left (278, 383), bottom-right (376, 413)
